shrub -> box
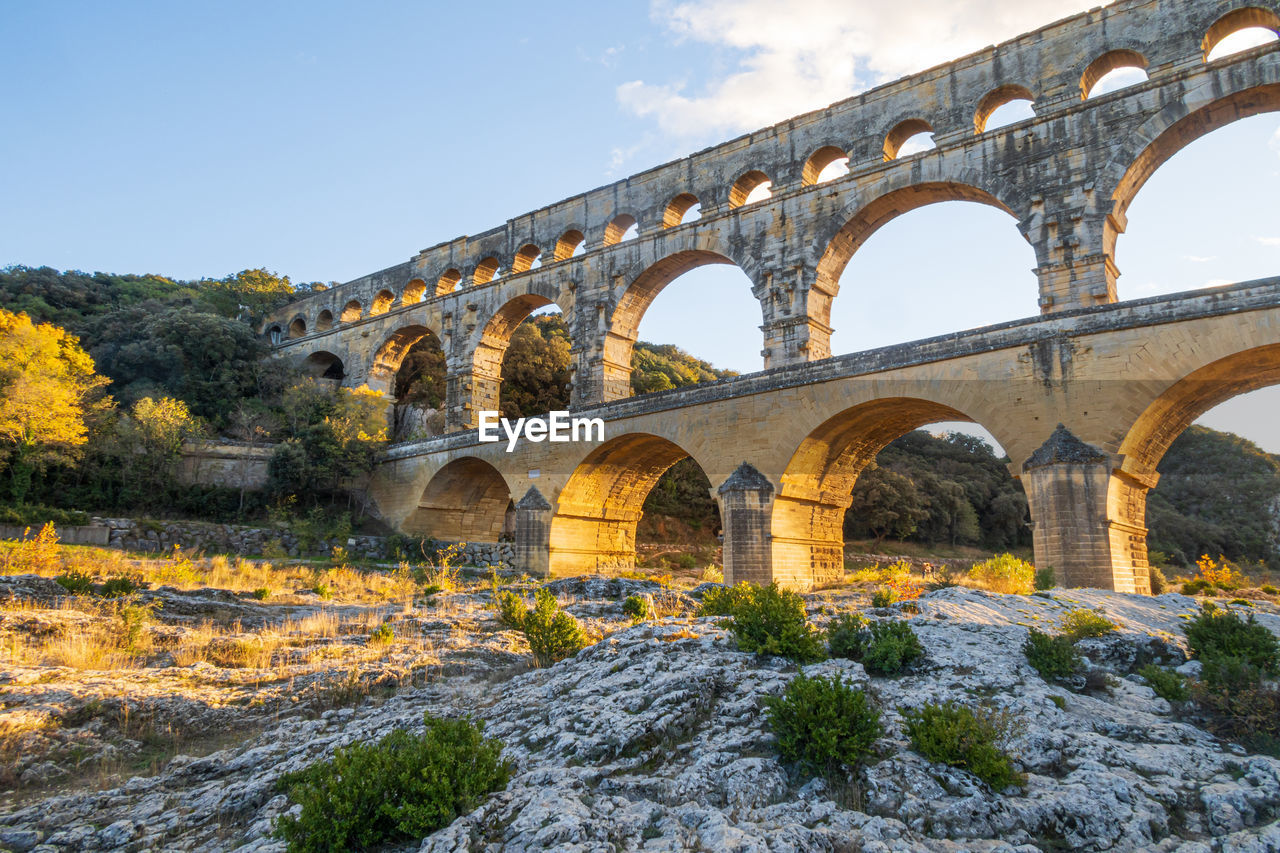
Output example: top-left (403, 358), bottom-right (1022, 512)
top-left (1193, 657), bottom-right (1280, 755)
top-left (118, 600), bottom-right (157, 652)
top-left (1138, 664), bottom-right (1188, 702)
top-left (1196, 554), bottom-right (1245, 592)
top-left (763, 672), bottom-right (882, 777)
top-left (100, 576), bottom-right (139, 597)
top-left (1261, 585), bottom-right (1279, 596)
top-left (1184, 605), bottom-right (1280, 673)
top-left (312, 583), bottom-right (333, 601)
top-left (1034, 566), bottom-right (1056, 591)
top-left (1023, 629), bottom-right (1080, 682)
top-left (275, 713), bottom-right (509, 852)
top-left (494, 590), bottom-right (527, 629)
top-left (369, 622), bottom-right (394, 646)
top-left (522, 587), bottom-right (588, 667)
top-left (1059, 608), bottom-right (1118, 642)
top-left (725, 583), bottom-right (826, 664)
top-left (54, 570), bottom-right (95, 595)
top-left (968, 554), bottom-right (1035, 595)
top-left (1148, 565), bottom-right (1167, 595)
top-left (252, 587), bottom-right (272, 601)
top-left (698, 583), bottom-right (754, 617)
top-left (903, 702), bottom-right (1024, 790)
top-left (8, 522), bottom-right (62, 576)
top-left (622, 594), bottom-right (649, 621)
top-left (699, 565), bottom-right (724, 584)
top-left (676, 554), bottom-right (697, 570)
top-left (870, 586), bottom-right (898, 608)
top-left (1182, 578), bottom-right (1211, 596)
top-left (826, 613), bottom-right (869, 660)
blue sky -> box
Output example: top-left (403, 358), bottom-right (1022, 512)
top-left (2, 1), bottom-right (1278, 451)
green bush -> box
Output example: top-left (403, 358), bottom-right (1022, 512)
top-left (903, 702), bottom-right (1024, 790)
top-left (1261, 585), bottom-right (1279, 596)
top-left (676, 554), bottom-right (697, 570)
top-left (622, 594), bottom-right (650, 621)
top-left (522, 588), bottom-right (588, 667)
top-left (725, 583), bottom-right (826, 664)
top-left (698, 583), bottom-right (754, 617)
top-left (870, 586), bottom-right (899, 608)
top-left (1184, 605), bottom-right (1280, 673)
top-left (764, 672), bottom-right (882, 777)
top-left (369, 623), bottom-right (394, 646)
top-left (494, 590), bottom-right (527, 629)
top-left (1181, 578), bottom-right (1211, 596)
top-left (252, 587), bottom-right (272, 601)
top-left (54, 571), bottom-right (95, 594)
top-left (1059, 608), bottom-right (1118, 641)
top-left (968, 554), bottom-right (1035, 594)
top-left (312, 583), bottom-right (333, 601)
top-left (828, 617), bottom-right (924, 675)
top-left (100, 576), bottom-right (139, 597)
top-left (0, 505), bottom-right (89, 527)
top-left (1023, 629), bottom-right (1081, 682)
top-left (1138, 664), bottom-right (1188, 702)
top-left (1193, 657), bottom-right (1280, 755)
top-left (1148, 565), bottom-right (1167, 595)
top-left (826, 613), bottom-right (868, 660)
top-left (275, 713), bottom-right (509, 852)
top-left (1034, 566), bottom-right (1055, 591)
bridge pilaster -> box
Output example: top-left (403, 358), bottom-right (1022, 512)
top-left (755, 264), bottom-right (834, 366)
top-left (514, 487), bottom-right (552, 577)
top-left (717, 464), bottom-right (775, 586)
top-left (1022, 425), bottom-right (1151, 594)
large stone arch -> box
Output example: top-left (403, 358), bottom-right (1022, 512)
top-left (549, 432), bottom-right (705, 575)
top-left (815, 180), bottom-right (1023, 298)
top-left (456, 280), bottom-right (569, 423)
top-left (300, 350), bottom-right (345, 381)
top-left (771, 396), bottom-right (999, 589)
top-left (600, 249), bottom-right (754, 401)
top-left (1103, 79), bottom-right (1280, 290)
top-left (367, 324), bottom-right (445, 395)
top-left (401, 457), bottom-right (512, 542)
top-left (1113, 341), bottom-right (1280, 545)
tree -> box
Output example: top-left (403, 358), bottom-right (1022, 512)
top-left (845, 465), bottom-right (929, 544)
top-left (0, 311), bottom-right (111, 503)
top-left (109, 397), bottom-right (204, 509)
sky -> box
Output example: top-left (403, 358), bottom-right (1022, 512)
top-left (2, 1), bottom-right (1278, 452)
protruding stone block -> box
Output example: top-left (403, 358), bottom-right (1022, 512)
top-left (717, 463), bottom-right (775, 587)
top-left (514, 487), bottom-right (552, 577)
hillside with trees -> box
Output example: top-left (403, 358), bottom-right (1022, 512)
top-left (1, 265), bottom-right (1277, 569)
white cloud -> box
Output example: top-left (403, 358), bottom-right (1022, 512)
top-left (1255, 236), bottom-right (1280, 247)
top-left (1181, 254), bottom-right (1215, 263)
top-left (619, 0), bottom-right (1094, 138)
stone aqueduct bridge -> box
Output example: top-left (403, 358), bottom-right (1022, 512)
top-left (264, 0), bottom-right (1280, 592)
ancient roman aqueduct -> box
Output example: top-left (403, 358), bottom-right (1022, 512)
top-left (262, 0), bottom-right (1280, 592)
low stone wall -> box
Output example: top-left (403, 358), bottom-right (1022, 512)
top-left (0, 524), bottom-right (109, 546)
top-left (91, 517), bottom-right (514, 568)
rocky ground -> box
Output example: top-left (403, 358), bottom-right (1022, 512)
top-left (2, 578), bottom-right (1279, 852)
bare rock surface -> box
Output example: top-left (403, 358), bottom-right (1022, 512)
top-left (1, 585), bottom-right (1279, 852)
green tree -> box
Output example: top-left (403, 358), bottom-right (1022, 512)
top-left (108, 397), bottom-right (204, 509)
top-left (0, 311), bottom-right (111, 503)
top-left (845, 464), bottom-right (928, 544)
top-left (498, 316), bottom-right (572, 418)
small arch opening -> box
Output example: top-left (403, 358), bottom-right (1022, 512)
top-left (512, 244), bottom-right (543, 273)
top-left (315, 310), bottom-right (333, 332)
top-left (729, 170), bottom-right (772, 208)
top-left (369, 289), bottom-right (395, 316)
top-left (604, 215), bottom-right (638, 246)
top-left (802, 146), bottom-right (850, 186)
top-left (436, 268), bottom-right (461, 296)
top-left (288, 317), bottom-right (307, 339)
top-left (662, 193), bottom-right (701, 227)
top-left (1081, 50), bottom-right (1149, 99)
top-left (267, 325), bottom-right (284, 345)
top-left (884, 119), bottom-right (936, 160)
top-left (1203, 7), bottom-right (1280, 61)
top-left (555, 229), bottom-right (586, 260)
top-left (340, 300), bottom-right (362, 323)
top-left (974, 85), bottom-right (1036, 133)
top-left (473, 257), bottom-right (501, 286)
top-left (402, 279), bottom-right (427, 305)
